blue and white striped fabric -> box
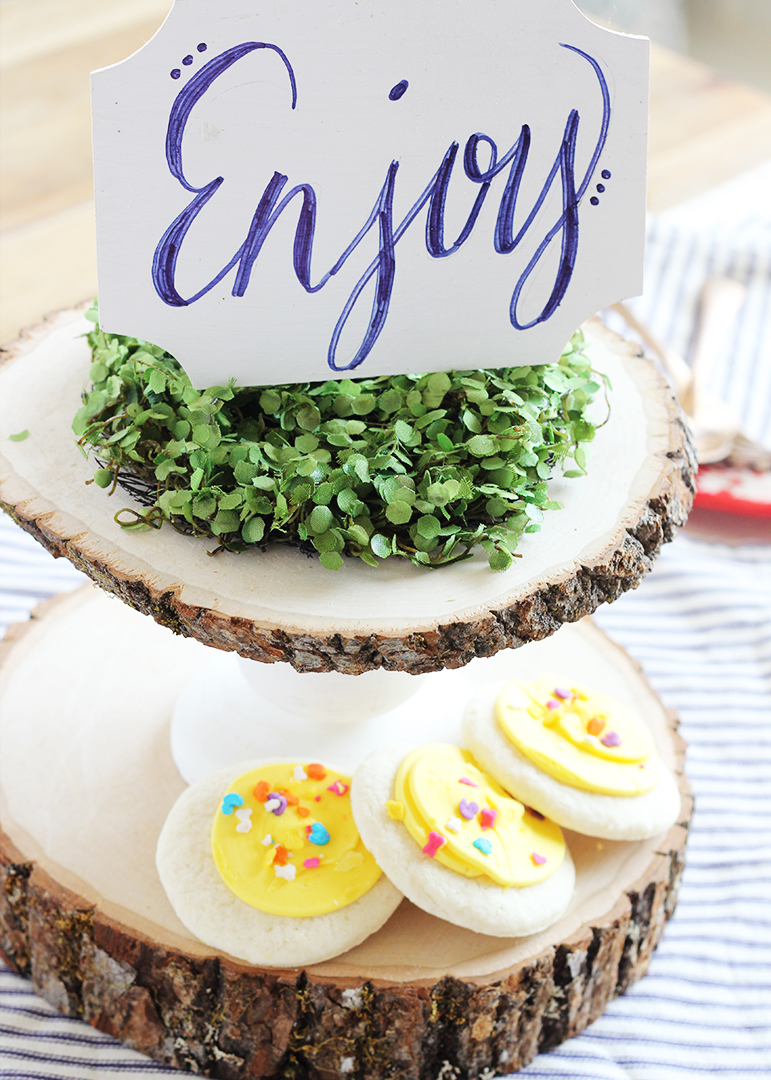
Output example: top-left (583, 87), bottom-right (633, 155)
top-left (2, 163), bottom-right (771, 1076)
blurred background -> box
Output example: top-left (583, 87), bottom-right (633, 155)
top-left (577, 0), bottom-right (771, 92)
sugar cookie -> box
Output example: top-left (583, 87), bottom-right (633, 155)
top-left (352, 744), bottom-right (575, 937)
top-left (462, 680), bottom-right (681, 841)
top-left (157, 760), bottom-right (402, 967)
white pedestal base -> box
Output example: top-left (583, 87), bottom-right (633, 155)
top-left (170, 655), bottom-right (468, 783)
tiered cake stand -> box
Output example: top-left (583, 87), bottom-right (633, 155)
top-left (0, 306), bottom-right (695, 1079)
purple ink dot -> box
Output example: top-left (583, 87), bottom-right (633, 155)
top-left (590, 196), bottom-right (600, 206)
top-left (596, 183), bottom-right (605, 193)
top-left (182, 54), bottom-right (194, 66)
top-left (389, 79), bottom-right (409, 101)
top-left (197, 43), bottom-right (207, 53)
top-left (170, 69), bottom-right (181, 79)
top-left (601, 169), bottom-right (611, 180)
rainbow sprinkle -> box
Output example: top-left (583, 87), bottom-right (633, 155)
top-left (423, 831), bottom-right (446, 858)
top-left (601, 731), bottom-right (622, 748)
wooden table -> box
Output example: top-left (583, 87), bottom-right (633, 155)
top-left (2, 0), bottom-right (771, 346)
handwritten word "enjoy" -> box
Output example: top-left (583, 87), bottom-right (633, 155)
top-left (152, 42), bottom-right (611, 372)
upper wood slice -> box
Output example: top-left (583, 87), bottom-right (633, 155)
top-left (0, 306), bottom-right (695, 674)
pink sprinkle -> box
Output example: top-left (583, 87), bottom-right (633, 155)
top-left (315, 795), bottom-right (321, 801)
top-left (480, 808), bottom-right (498, 831)
top-left (531, 852), bottom-right (547, 866)
top-left (327, 781), bottom-right (349, 797)
top-left (554, 687), bottom-right (570, 700)
top-left (546, 699), bottom-right (560, 710)
top-left (422, 831), bottom-right (446, 858)
top-left (601, 731), bottom-right (622, 747)
top-left (458, 778), bottom-right (478, 787)
top-left (305, 825), bottom-right (312, 835)
top-left (303, 858), bottom-right (320, 869)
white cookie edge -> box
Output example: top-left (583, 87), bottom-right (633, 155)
top-left (351, 745), bottom-right (575, 938)
top-left (156, 760), bottom-right (403, 968)
top-left (462, 683), bottom-right (681, 841)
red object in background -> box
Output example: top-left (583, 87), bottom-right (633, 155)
top-left (694, 465), bottom-right (771, 519)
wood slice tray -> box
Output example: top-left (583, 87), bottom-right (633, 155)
top-left (0, 587), bottom-right (691, 1079)
top-left (0, 306), bottom-right (696, 675)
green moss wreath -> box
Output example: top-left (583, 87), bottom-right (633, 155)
top-left (74, 303), bottom-right (607, 571)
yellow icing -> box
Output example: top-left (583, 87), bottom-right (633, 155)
top-left (386, 800), bottom-right (405, 821)
top-left (496, 675), bottom-right (660, 797)
top-left (392, 744), bottom-right (565, 887)
top-left (211, 764), bottom-right (381, 917)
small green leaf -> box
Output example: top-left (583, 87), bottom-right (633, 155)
top-left (370, 534), bottom-right (392, 559)
top-left (385, 501), bottom-right (412, 525)
top-left (345, 524), bottom-right (370, 547)
top-left (337, 487), bottom-right (362, 515)
top-left (93, 468), bottom-right (112, 488)
top-left (416, 515), bottom-right (441, 541)
top-left (218, 491), bottom-right (244, 511)
top-left (242, 517), bottom-right (265, 544)
top-left (319, 550), bottom-right (344, 570)
top-left (394, 419), bottom-right (414, 443)
top-left (8, 430), bottom-right (29, 442)
top-left (148, 368), bottom-right (167, 395)
top-left (489, 548), bottom-right (513, 572)
top-left (309, 505), bottom-right (334, 534)
top-left (295, 433), bottom-right (319, 453)
top-left (211, 509), bottom-right (240, 534)
top-left (259, 390), bottom-right (282, 413)
top-left (192, 424), bottom-right (220, 450)
top-left (296, 404), bottom-right (321, 431)
top-left (466, 434), bottom-right (497, 457)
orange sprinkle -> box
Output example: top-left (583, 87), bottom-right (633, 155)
top-left (297, 806), bottom-right (310, 817)
top-left (280, 790), bottom-right (299, 806)
top-left (307, 763), bottom-right (327, 780)
top-left (273, 844), bottom-right (289, 866)
top-left (254, 781), bottom-right (270, 802)
top-left (587, 717), bottom-right (604, 736)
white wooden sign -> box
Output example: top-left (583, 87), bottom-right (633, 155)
top-left (92, 0), bottom-right (649, 388)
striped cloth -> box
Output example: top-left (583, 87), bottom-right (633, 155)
top-left (2, 163), bottom-right (771, 1076)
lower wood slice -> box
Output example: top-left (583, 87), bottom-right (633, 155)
top-left (0, 588), bottom-right (691, 1079)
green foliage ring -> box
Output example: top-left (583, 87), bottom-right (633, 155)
top-left (74, 303), bottom-right (607, 572)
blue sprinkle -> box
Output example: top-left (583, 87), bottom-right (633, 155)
top-left (182, 54), bottom-right (194, 66)
top-left (601, 169), bottom-right (611, 180)
top-left (309, 822), bottom-right (331, 846)
top-left (596, 183), bottom-right (605, 193)
top-left (170, 69), bottom-right (181, 80)
top-left (590, 196), bottom-right (600, 206)
top-left (197, 43), bottom-right (208, 53)
top-left (389, 80), bottom-right (409, 101)
top-left (222, 792), bottom-right (244, 815)
top-left (473, 837), bottom-right (493, 855)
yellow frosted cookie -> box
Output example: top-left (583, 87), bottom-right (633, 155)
top-left (496, 676), bottom-right (658, 797)
top-left (463, 680), bottom-right (681, 841)
top-left (352, 744), bottom-right (575, 937)
top-left (157, 759), bottom-right (402, 967)
top-left (211, 762), bottom-right (381, 917)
